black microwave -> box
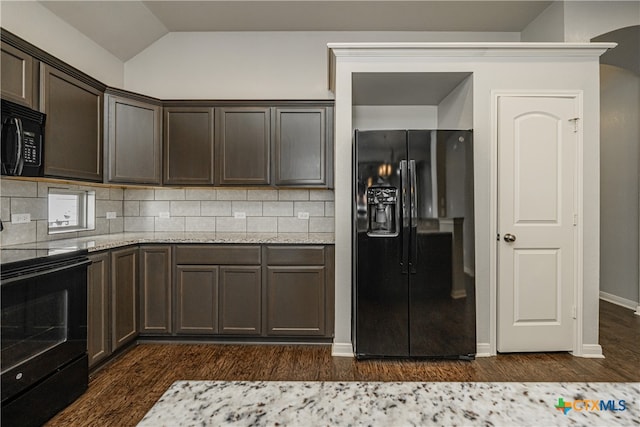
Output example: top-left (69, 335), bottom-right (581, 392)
top-left (1, 99), bottom-right (46, 176)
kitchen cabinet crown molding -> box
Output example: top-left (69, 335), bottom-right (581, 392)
top-left (162, 99), bottom-right (334, 108)
top-left (1, 28), bottom-right (106, 93)
top-left (105, 87), bottom-right (163, 107)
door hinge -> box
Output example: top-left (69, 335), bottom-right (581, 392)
top-left (569, 117), bottom-right (580, 133)
top-left (572, 305), bottom-right (577, 319)
top-left (573, 213), bottom-right (578, 226)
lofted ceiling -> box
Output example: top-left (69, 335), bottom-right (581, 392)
top-left (38, 0), bottom-right (552, 61)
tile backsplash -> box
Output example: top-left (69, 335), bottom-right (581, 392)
top-left (122, 188), bottom-right (334, 234)
top-left (0, 177), bottom-right (335, 246)
top-left (0, 179), bottom-right (125, 246)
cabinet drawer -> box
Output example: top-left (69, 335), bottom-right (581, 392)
top-left (175, 245), bottom-right (261, 265)
top-left (265, 246), bottom-right (325, 265)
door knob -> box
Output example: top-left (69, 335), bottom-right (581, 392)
top-left (503, 233), bottom-right (516, 243)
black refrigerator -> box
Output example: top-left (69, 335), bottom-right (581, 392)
top-left (353, 129), bottom-right (475, 359)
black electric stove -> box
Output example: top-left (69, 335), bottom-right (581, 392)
top-left (1, 246), bottom-right (90, 427)
top-left (1, 247), bottom-right (88, 273)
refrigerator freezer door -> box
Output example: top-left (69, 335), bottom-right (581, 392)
top-left (354, 130), bottom-right (409, 357)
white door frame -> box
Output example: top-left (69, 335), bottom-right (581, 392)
top-left (490, 90), bottom-right (584, 356)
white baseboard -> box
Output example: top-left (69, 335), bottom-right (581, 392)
top-left (475, 343), bottom-right (493, 357)
top-left (331, 342), bottom-right (354, 358)
top-left (599, 291), bottom-right (639, 311)
top-left (573, 344), bottom-right (605, 359)
top-left (636, 305), bottom-right (640, 316)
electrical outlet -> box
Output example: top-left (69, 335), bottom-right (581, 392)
top-left (233, 212), bottom-right (246, 219)
top-left (106, 212), bottom-right (117, 219)
top-left (159, 212), bottom-right (170, 219)
top-left (297, 212), bottom-right (310, 220)
top-left (11, 213), bottom-right (31, 224)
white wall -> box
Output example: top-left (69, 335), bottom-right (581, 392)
top-left (522, 1), bottom-right (640, 43)
top-left (438, 75), bottom-right (473, 129)
top-left (331, 47), bottom-right (605, 357)
top-left (124, 31), bottom-right (518, 100)
top-left (0, 1), bottom-right (124, 87)
top-left (563, 1), bottom-right (640, 42)
top-left (352, 106), bottom-right (437, 130)
top-left (521, 1), bottom-right (566, 42)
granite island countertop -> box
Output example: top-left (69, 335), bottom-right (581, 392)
top-left (2, 232), bottom-right (335, 253)
top-left (138, 380), bottom-right (640, 427)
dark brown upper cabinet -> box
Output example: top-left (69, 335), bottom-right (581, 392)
top-left (216, 107), bottom-right (271, 185)
top-left (1, 41), bottom-right (38, 109)
top-left (106, 93), bottom-right (162, 185)
top-left (40, 63), bottom-right (103, 182)
top-left (163, 107), bottom-right (215, 185)
top-left (274, 107), bottom-right (333, 187)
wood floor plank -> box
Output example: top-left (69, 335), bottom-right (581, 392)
top-left (45, 301), bottom-right (639, 426)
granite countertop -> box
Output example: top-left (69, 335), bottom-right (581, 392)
top-left (2, 232), bottom-right (335, 253)
top-left (138, 380), bottom-right (639, 427)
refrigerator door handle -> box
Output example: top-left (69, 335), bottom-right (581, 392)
top-left (409, 159), bottom-right (418, 274)
top-left (400, 160), bottom-right (409, 274)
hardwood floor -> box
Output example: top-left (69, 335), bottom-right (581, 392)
top-left (47, 301), bottom-right (639, 426)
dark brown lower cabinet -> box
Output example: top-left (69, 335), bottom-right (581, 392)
top-left (111, 247), bottom-right (138, 351)
top-left (89, 244), bottom-right (333, 353)
top-left (219, 266), bottom-right (262, 335)
top-left (266, 266), bottom-right (326, 336)
top-left (139, 246), bottom-right (172, 335)
top-left (265, 246), bottom-right (333, 337)
top-left (87, 252), bottom-right (110, 368)
top-left (174, 245), bottom-right (261, 336)
top-left (172, 244), bottom-right (333, 339)
top-left (175, 265), bottom-right (219, 334)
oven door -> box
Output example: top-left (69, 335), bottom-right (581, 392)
top-left (1, 257), bottom-right (89, 401)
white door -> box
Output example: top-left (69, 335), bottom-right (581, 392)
top-left (497, 95), bottom-right (578, 352)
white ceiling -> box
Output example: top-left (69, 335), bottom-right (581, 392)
top-left (39, 1), bottom-right (552, 61)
